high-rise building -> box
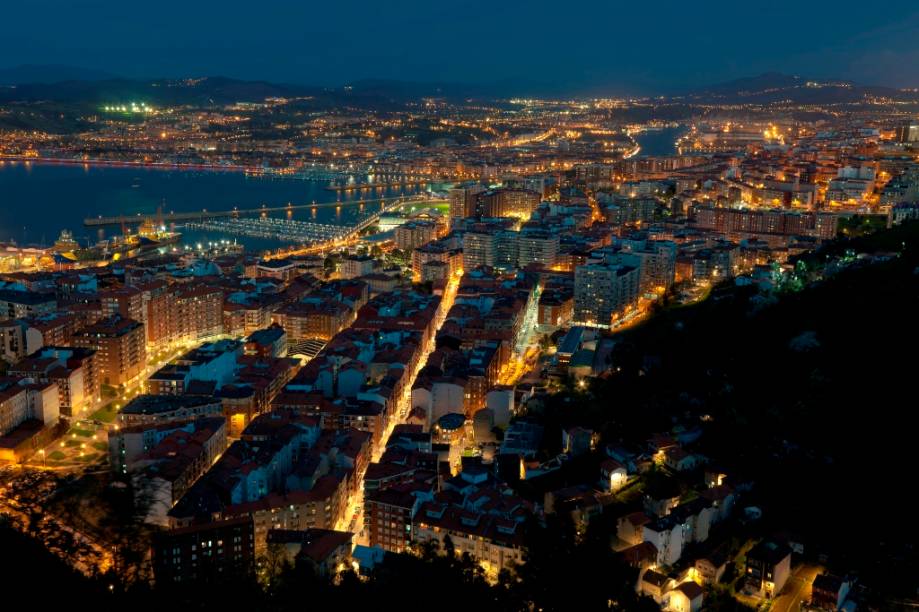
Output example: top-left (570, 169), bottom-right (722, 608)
top-left (495, 230), bottom-right (518, 269)
top-left (99, 287), bottom-right (144, 322)
top-left (394, 220), bottom-right (438, 251)
top-left (476, 187), bottom-right (540, 219)
top-left (152, 516), bottom-right (255, 585)
top-left (463, 230), bottom-right (499, 270)
top-left (601, 197), bottom-right (660, 225)
top-left (364, 487), bottom-right (419, 553)
top-left (517, 229), bottom-right (559, 269)
top-left (692, 204), bottom-right (837, 239)
top-left (896, 121), bottom-right (919, 143)
top-left (10, 346), bottom-right (98, 416)
top-left (137, 281), bottom-right (175, 352)
top-left (620, 239), bottom-right (677, 292)
top-left (574, 263), bottom-right (640, 327)
top-left (175, 285), bottom-right (224, 344)
top-left (72, 316), bottom-right (146, 387)
top-left (448, 184), bottom-right (485, 227)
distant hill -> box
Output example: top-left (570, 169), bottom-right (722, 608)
top-left (692, 72), bottom-right (806, 94)
top-left (2, 69), bottom-right (917, 107)
top-left (0, 75), bottom-right (540, 109)
top-left (0, 76), bottom-right (328, 106)
top-left (681, 71), bottom-right (916, 104)
top-left (342, 77), bottom-right (571, 101)
top-left (0, 64), bottom-right (119, 85)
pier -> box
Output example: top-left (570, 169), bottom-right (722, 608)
top-left (83, 195), bottom-right (428, 228)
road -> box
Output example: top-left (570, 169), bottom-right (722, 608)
top-left (27, 337), bottom-right (216, 470)
top-left (772, 564), bottom-right (822, 612)
top-left (498, 286), bottom-right (541, 386)
top-left (336, 271), bottom-right (462, 542)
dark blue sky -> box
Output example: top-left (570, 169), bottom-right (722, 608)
top-left (5, 0), bottom-right (919, 93)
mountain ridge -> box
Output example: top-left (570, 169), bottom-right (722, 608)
top-left (1, 65), bottom-right (916, 104)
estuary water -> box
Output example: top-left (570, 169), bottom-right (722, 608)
top-left (631, 126), bottom-right (686, 157)
top-left (0, 161), bottom-right (419, 251)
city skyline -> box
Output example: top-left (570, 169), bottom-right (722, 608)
top-left (2, 4), bottom-right (919, 609)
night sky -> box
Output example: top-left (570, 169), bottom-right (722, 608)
top-left (4, 0), bottom-right (919, 93)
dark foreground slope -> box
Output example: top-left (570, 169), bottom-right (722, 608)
top-left (594, 221), bottom-right (919, 598)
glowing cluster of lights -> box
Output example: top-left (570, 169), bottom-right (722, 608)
top-left (102, 102), bottom-right (154, 113)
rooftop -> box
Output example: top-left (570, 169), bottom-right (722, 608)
top-left (121, 394), bottom-right (221, 416)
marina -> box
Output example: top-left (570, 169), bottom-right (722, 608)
top-left (184, 217), bottom-right (355, 244)
top-left (183, 198), bottom-right (417, 246)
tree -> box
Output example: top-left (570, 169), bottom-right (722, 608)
top-left (259, 542), bottom-right (291, 589)
top-left (442, 533), bottom-right (455, 558)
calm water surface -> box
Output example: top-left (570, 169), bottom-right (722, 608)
top-left (632, 126), bottom-right (686, 156)
top-left (0, 162), bottom-right (419, 250)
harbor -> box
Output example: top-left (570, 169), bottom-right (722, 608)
top-left (0, 162), bottom-right (428, 251)
top-left (184, 217), bottom-right (352, 244)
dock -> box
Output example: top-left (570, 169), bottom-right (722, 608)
top-left (83, 195), bottom-right (428, 228)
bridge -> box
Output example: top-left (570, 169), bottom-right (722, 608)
top-left (82, 195), bottom-right (428, 228)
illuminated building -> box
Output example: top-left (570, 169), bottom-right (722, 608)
top-left (573, 263), bottom-right (640, 327)
top-left (692, 204), bottom-right (838, 239)
top-left (475, 187), bottom-right (540, 219)
top-left (0, 377), bottom-right (58, 440)
top-left (147, 339), bottom-right (242, 395)
top-left (896, 121), bottom-right (919, 143)
top-left (413, 501), bottom-right (526, 575)
top-left (118, 394), bottom-right (224, 427)
top-left (411, 240), bottom-right (462, 282)
top-left (448, 184), bottom-right (485, 226)
top-left (619, 239), bottom-right (677, 292)
top-left (71, 315), bottom-right (146, 387)
top-left (394, 220), bottom-right (438, 251)
top-left (340, 255), bottom-right (376, 279)
top-left (99, 286), bottom-right (144, 322)
top-left (175, 284), bottom-right (225, 343)
top-left (0, 290), bottom-right (57, 321)
top-left (744, 540), bottom-right (791, 598)
top-left (152, 516), bottom-right (255, 585)
top-left (273, 300), bottom-right (353, 344)
top-left (463, 229), bottom-right (499, 269)
top-left (364, 487), bottom-right (420, 553)
top-left (9, 346), bottom-right (98, 416)
top-left (517, 228), bottom-right (559, 268)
